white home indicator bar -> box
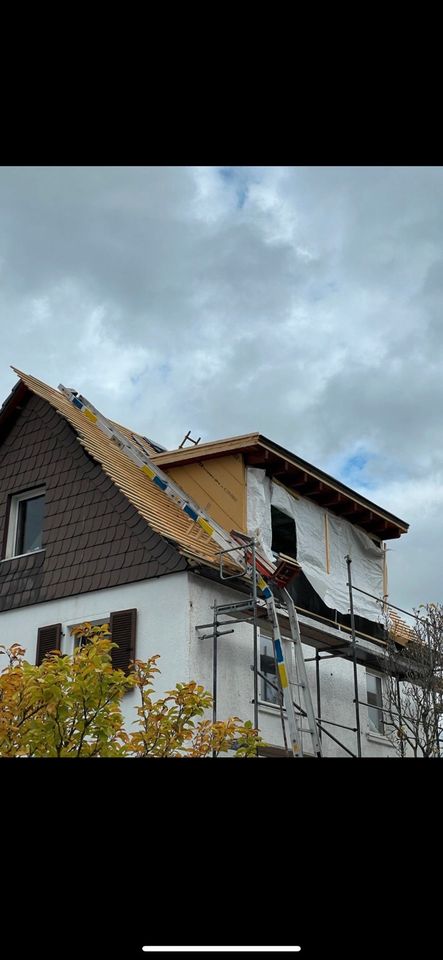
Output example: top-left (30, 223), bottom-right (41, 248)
top-left (142, 949), bottom-right (301, 954)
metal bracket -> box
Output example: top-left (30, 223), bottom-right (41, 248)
top-left (218, 541), bottom-right (251, 580)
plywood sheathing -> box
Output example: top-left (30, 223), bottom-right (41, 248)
top-left (166, 454), bottom-right (247, 535)
top-left (11, 369), bottom-right (241, 575)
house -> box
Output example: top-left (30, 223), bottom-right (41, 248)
top-left (0, 368), bottom-right (411, 756)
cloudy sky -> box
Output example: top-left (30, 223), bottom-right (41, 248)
top-left (0, 166), bottom-right (441, 612)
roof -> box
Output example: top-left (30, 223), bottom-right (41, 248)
top-left (1, 368), bottom-right (409, 573)
top-left (4, 369), bottom-right (234, 573)
top-left (153, 434), bottom-right (409, 540)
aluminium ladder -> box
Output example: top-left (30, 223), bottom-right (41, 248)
top-left (59, 382), bottom-right (321, 756)
top-left (264, 587), bottom-right (322, 758)
top-left (220, 537), bottom-right (322, 757)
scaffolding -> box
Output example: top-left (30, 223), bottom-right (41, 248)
top-left (53, 378), bottom-right (437, 755)
top-left (196, 538), bottom-right (322, 757)
top-left (195, 538), bottom-right (434, 758)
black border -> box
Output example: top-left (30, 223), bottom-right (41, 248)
top-left (5, 757), bottom-right (436, 960)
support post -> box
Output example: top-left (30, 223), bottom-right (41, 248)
top-left (396, 677), bottom-right (405, 759)
top-left (212, 600), bottom-right (217, 758)
top-left (251, 538), bottom-right (259, 734)
top-left (316, 651), bottom-right (322, 745)
top-left (427, 623), bottom-right (441, 759)
top-left (346, 555), bottom-right (362, 758)
top-left (383, 542), bottom-right (388, 616)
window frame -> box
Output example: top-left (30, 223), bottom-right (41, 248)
top-left (366, 669), bottom-right (385, 736)
top-left (260, 633), bottom-right (280, 706)
top-left (67, 617), bottom-right (110, 651)
top-left (65, 609), bottom-right (137, 678)
top-left (4, 486), bottom-right (46, 560)
top-left (270, 505), bottom-right (297, 561)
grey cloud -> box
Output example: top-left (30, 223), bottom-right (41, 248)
top-left (1, 165), bottom-right (443, 611)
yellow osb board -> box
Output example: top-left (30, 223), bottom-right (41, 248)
top-left (166, 454), bottom-right (246, 535)
top-left (12, 369), bottom-right (240, 573)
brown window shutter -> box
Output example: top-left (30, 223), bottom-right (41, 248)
top-left (36, 623), bottom-right (62, 666)
top-left (110, 608), bottom-right (137, 675)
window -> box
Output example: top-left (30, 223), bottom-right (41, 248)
top-left (271, 506), bottom-right (297, 560)
top-left (5, 487), bottom-right (45, 559)
top-left (70, 619), bottom-right (110, 650)
top-left (67, 608), bottom-right (137, 675)
top-left (260, 634), bottom-right (279, 705)
top-left (367, 671), bottom-right (385, 735)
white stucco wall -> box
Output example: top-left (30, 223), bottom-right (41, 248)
top-left (0, 574), bottom-right (192, 727)
top-left (0, 570), bottom-right (397, 756)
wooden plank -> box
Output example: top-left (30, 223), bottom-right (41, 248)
top-left (300, 481), bottom-right (324, 497)
top-left (321, 493), bottom-right (343, 508)
top-left (152, 433), bottom-right (260, 466)
top-left (324, 513), bottom-right (330, 574)
top-left (336, 502), bottom-right (360, 517)
top-left (166, 454), bottom-right (246, 533)
top-left (291, 472), bottom-right (309, 488)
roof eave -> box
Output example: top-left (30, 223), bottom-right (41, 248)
top-left (153, 433), bottom-right (409, 540)
top-left (257, 434), bottom-right (409, 535)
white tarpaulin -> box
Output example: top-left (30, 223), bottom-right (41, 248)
top-left (247, 467), bottom-right (274, 564)
top-left (247, 467), bottom-right (384, 623)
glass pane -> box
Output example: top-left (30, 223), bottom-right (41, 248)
top-left (76, 635), bottom-right (90, 649)
top-left (368, 705), bottom-right (381, 732)
top-left (261, 640), bottom-right (278, 704)
top-left (366, 673), bottom-right (384, 734)
top-left (16, 496), bottom-right (44, 554)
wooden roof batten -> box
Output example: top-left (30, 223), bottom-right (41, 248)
top-left (153, 433), bottom-right (409, 541)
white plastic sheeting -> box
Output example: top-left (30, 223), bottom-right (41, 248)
top-left (247, 467), bottom-right (384, 623)
top-left (247, 467), bottom-right (274, 564)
